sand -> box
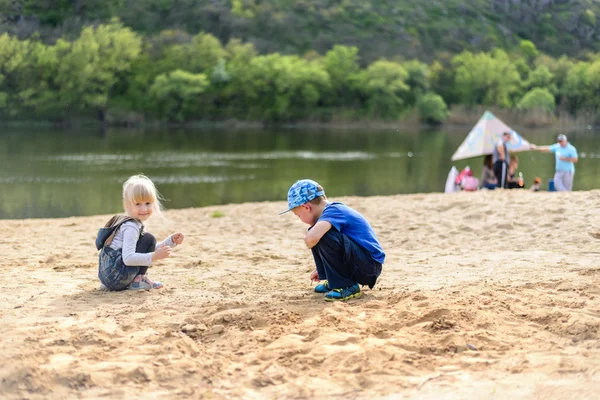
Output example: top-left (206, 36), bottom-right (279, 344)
top-left (1, 190), bottom-right (599, 399)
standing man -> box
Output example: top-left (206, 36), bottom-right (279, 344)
top-left (531, 134), bottom-right (578, 191)
top-left (493, 131), bottom-right (512, 189)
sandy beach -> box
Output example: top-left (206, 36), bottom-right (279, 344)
top-left (1, 190), bottom-right (599, 399)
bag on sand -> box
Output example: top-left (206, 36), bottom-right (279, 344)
top-left (461, 176), bottom-right (479, 191)
top-left (445, 166), bottom-right (459, 193)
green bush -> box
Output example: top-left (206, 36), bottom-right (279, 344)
top-left (416, 92), bottom-right (449, 124)
top-left (149, 69), bottom-right (209, 121)
top-left (516, 88), bottom-right (555, 112)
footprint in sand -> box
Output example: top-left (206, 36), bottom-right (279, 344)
top-left (588, 232), bottom-right (600, 240)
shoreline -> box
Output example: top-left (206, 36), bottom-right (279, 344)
top-left (0, 107), bottom-right (598, 132)
top-left (1, 190), bottom-right (599, 399)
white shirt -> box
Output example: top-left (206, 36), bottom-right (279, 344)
top-left (108, 221), bottom-right (175, 266)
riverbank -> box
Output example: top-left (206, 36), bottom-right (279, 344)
top-left (1, 190), bottom-right (599, 399)
top-left (0, 105), bottom-right (598, 131)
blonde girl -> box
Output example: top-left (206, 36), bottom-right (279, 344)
top-left (95, 175), bottom-right (184, 290)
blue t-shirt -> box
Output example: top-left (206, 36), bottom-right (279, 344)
top-left (318, 202), bottom-right (385, 264)
top-left (549, 143), bottom-right (578, 172)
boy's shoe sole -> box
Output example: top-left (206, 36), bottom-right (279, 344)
top-left (324, 284), bottom-right (363, 302)
top-left (324, 291), bottom-right (363, 302)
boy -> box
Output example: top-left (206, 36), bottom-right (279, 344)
top-left (280, 179), bottom-right (385, 301)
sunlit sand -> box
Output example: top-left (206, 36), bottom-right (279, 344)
top-left (1, 190), bottom-right (599, 398)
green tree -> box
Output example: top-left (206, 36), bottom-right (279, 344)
top-left (429, 52), bottom-right (459, 106)
top-left (453, 49), bottom-right (521, 107)
top-left (219, 38), bottom-right (258, 118)
top-left (323, 45), bottom-right (362, 107)
top-left (562, 61), bottom-right (591, 113)
top-left (537, 55), bottom-right (573, 90)
top-left (18, 40), bottom-right (65, 118)
top-left (583, 59), bottom-right (600, 110)
top-left (120, 30), bottom-right (192, 113)
top-left (56, 21), bottom-right (142, 122)
top-left (361, 60), bottom-right (409, 119)
top-left (416, 92), bottom-right (448, 124)
top-left (516, 88), bottom-right (555, 112)
top-left (235, 54), bottom-right (330, 121)
top-left (20, 0), bottom-right (122, 25)
top-left (519, 40), bottom-right (538, 65)
top-left (0, 33), bottom-right (28, 115)
top-left (523, 66), bottom-right (557, 94)
top-left (165, 32), bottom-right (226, 74)
top-left (149, 69), bottom-right (209, 121)
top-left (401, 60), bottom-right (430, 106)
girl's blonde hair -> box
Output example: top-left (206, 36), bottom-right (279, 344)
top-left (122, 174), bottom-right (163, 217)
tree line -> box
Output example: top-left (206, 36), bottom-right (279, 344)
top-left (2, 1), bottom-right (599, 63)
top-left (1, 21), bottom-right (599, 125)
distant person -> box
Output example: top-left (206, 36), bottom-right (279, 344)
top-left (455, 166), bottom-right (478, 191)
top-left (95, 175), bottom-right (185, 291)
top-left (506, 155), bottom-right (524, 189)
top-left (531, 134), bottom-right (578, 191)
top-left (493, 131), bottom-right (512, 189)
top-left (530, 177), bottom-right (542, 192)
top-left (481, 154), bottom-right (497, 190)
top-left (280, 179), bottom-right (384, 301)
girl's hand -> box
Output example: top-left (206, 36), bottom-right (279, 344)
top-left (171, 233), bottom-right (185, 245)
top-left (152, 244), bottom-right (172, 261)
top-left (309, 270), bottom-right (319, 282)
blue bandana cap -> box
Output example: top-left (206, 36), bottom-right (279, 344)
top-left (279, 179), bottom-right (325, 215)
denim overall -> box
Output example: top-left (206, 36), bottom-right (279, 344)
top-left (96, 216), bottom-right (143, 291)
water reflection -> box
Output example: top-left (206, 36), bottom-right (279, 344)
top-left (0, 127), bottom-right (598, 219)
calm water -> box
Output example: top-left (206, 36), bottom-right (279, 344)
top-left (1, 127), bottom-right (599, 219)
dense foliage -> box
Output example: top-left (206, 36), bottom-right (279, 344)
top-left (2, 1), bottom-right (599, 61)
top-left (1, 1), bottom-right (600, 124)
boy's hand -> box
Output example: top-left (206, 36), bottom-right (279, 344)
top-left (309, 270), bottom-right (319, 282)
top-left (171, 232), bottom-right (185, 245)
top-left (152, 244), bottom-right (172, 261)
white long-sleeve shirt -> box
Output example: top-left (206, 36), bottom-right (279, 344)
top-left (108, 221), bottom-right (175, 266)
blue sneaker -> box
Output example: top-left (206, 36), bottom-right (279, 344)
top-left (314, 280), bottom-right (330, 293)
top-left (324, 283), bottom-right (362, 302)
top-left (128, 274), bottom-right (152, 291)
top-left (142, 275), bottom-right (164, 289)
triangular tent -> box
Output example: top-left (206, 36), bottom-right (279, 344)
top-left (451, 111), bottom-right (532, 161)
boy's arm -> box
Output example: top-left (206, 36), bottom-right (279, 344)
top-left (304, 221), bottom-right (332, 249)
